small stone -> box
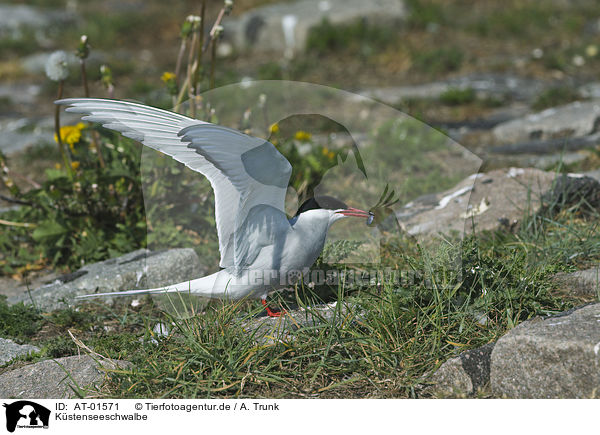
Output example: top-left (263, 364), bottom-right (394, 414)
top-left (572, 55), bottom-right (585, 67)
top-left (0, 338), bottom-right (40, 365)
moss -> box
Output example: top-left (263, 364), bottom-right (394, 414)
top-left (306, 18), bottom-right (398, 57)
top-left (0, 296), bottom-right (43, 342)
top-left (532, 87), bottom-right (582, 111)
top-left (439, 87), bottom-right (476, 106)
top-left (412, 46), bottom-right (464, 75)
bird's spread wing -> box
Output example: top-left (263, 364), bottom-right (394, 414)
top-left (57, 98), bottom-right (292, 270)
top-left (179, 123), bottom-right (292, 273)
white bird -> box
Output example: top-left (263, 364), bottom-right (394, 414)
top-left (56, 98), bottom-right (372, 316)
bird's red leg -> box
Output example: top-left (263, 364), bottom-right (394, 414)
top-left (261, 299), bottom-right (286, 317)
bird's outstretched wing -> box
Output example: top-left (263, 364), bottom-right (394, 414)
top-left (57, 98), bottom-right (292, 271)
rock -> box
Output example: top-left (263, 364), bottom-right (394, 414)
top-left (585, 169), bottom-right (600, 182)
top-left (223, 0), bottom-right (406, 55)
top-left (0, 338), bottom-right (40, 365)
top-left (397, 168), bottom-right (556, 236)
top-left (0, 113), bottom-right (81, 155)
top-left (578, 82), bottom-right (600, 99)
top-left (244, 301), bottom-right (360, 344)
top-left (542, 174), bottom-right (600, 215)
top-left (0, 5), bottom-right (73, 38)
top-left (493, 100), bottom-right (600, 144)
top-left (488, 132), bottom-right (600, 155)
top-left (433, 105), bottom-right (530, 131)
top-left (0, 355), bottom-right (130, 399)
top-left (553, 266), bottom-right (600, 297)
top-left (517, 151), bottom-right (589, 171)
top-left (424, 343), bottom-right (494, 397)
top-left (7, 248), bottom-right (207, 312)
top-left (483, 149), bottom-right (592, 172)
top-left (0, 83), bottom-right (41, 107)
top-left (0, 271), bottom-right (60, 300)
top-left (0, 117), bottom-right (53, 155)
top-left (361, 73), bottom-right (548, 106)
top-left (491, 303), bottom-right (600, 398)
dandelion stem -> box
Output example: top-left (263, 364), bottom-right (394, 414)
top-left (174, 38), bottom-right (187, 107)
top-left (80, 59), bottom-right (90, 98)
top-left (54, 80), bottom-right (73, 178)
top-left (0, 218), bottom-right (36, 228)
top-left (192, 0), bottom-right (206, 96)
top-left (210, 38), bottom-right (217, 90)
top-left (187, 30), bottom-right (198, 117)
top-left (80, 58), bottom-right (105, 168)
top-left (203, 8), bottom-right (226, 52)
top-left (175, 3), bottom-right (228, 114)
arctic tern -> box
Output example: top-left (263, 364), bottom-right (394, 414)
top-left (57, 98), bottom-right (372, 316)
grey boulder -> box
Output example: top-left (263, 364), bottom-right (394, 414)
top-left (7, 248), bottom-right (207, 312)
top-left (423, 343), bottom-right (494, 397)
top-left (223, 0), bottom-right (406, 55)
top-left (493, 100), bottom-right (600, 144)
top-left (491, 303), bottom-right (600, 398)
top-left (397, 168), bottom-right (556, 237)
top-left (554, 266), bottom-right (600, 298)
top-left (0, 355), bottom-right (130, 399)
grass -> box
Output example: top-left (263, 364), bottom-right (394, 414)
top-left (0, 33), bottom-right (39, 60)
top-left (0, 296), bottom-right (43, 342)
top-left (439, 87), bottom-right (476, 106)
top-left (411, 46), bottom-right (464, 75)
top-left (2, 197), bottom-right (597, 397)
top-left (532, 87), bottom-right (583, 111)
top-left (466, 3), bottom-right (586, 39)
top-left (306, 18), bottom-right (399, 58)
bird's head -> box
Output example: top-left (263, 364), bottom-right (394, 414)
top-left (294, 195), bottom-right (372, 226)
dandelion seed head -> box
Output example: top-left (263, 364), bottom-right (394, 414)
top-left (45, 50), bottom-right (70, 81)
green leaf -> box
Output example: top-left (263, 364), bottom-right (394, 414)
top-left (45, 168), bottom-right (67, 181)
top-left (32, 220), bottom-right (68, 241)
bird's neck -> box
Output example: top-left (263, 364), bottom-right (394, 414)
top-left (289, 210), bottom-right (333, 254)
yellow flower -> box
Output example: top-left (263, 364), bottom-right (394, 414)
top-left (54, 163), bottom-right (61, 169)
top-left (294, 130), bottom-right (312, 141)
top-left (322, 147), bottom-right (334, 159)
top-left (55, 122), bottom-right (86, 145)
top-left (269, 123), bottom-right (279, 134)
top-left (70, 161), bottom-right (80, 170)
top-left (161, 71), bottom-right (176, 83)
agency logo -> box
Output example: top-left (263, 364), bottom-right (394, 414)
top-left (3, 401), bottom-right (50, 433)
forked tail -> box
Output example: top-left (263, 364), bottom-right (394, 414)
top-left (76, 272), bottom-right (221, 300)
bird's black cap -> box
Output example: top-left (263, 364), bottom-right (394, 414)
top-left (294, 195), bottom-right (348, 216)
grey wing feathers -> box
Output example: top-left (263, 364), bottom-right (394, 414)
top-left (178, 124), bottom-right (293, 270)
top-left (56, 98), bottom-right (239, 268)
top-left (56, 98), bottom-right (293, 272)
